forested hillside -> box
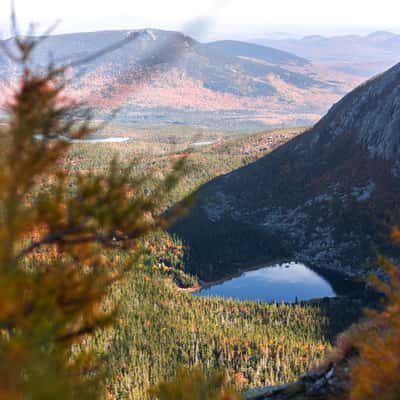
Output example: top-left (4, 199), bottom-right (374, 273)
top-left (30, 126), bottom-right (362, 399)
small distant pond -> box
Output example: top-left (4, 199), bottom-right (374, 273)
top-left (194, 262), bottom-right (338, 303)
top-left (34, 134), bottom-right (130, 143)
top-left (68, 137), bottom-right (130, 143)
top-left (190, 141), bottom-right (216, 146)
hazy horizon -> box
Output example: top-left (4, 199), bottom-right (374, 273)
top-left (1, 0), bottom-right (400, 41)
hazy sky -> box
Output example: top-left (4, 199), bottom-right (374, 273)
top-left (1, 0), bottom-right (400, 40)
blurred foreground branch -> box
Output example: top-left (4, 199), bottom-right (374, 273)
top-left (0, 22), bottom-right (186, 399)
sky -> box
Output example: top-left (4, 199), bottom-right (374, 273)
top-left (1, 0), bottom-right (400, 40)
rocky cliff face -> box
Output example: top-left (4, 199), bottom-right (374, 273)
top-left (306, 65), bottom-right (400, 160)
top-left (170, 63), bottom-right (400, 281)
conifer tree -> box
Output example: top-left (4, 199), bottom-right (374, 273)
top-left (0, 25), bottom-right (185, 399)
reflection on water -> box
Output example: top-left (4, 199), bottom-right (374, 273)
top-left (194, 262), bottom-right (336, 303)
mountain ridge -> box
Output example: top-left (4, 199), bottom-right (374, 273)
top-left (0, 28), bottom-right (360, 131)
top-left (252, 31), bottom-right (400, 77)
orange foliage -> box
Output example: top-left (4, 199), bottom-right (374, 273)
top-left (349, 258), bottom-right (400, 400)
top-left (391, 226), bottom-right (400, 244)
top-left (149, 367), bottom-right (241, 400)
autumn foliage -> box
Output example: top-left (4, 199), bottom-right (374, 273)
top-left (0, 31), bottom-right (185, 398)
top-left (349, 233), bottom-right (400, 400)
top-left (149, 367), bottom-right (242, 400)
top-left (1, 15), bottom-right (400, 400)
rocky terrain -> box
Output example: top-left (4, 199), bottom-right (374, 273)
top-left (0, 29), bottom-right (360, 130)
top-left (170, 62), bottom-right (400, 281)
top-left (245, 359), bottom-right (350, 400)
top-left (245, 365), bottom-right (345, 400)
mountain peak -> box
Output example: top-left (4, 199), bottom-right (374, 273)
top-left (125, 28), bottom-right (158, 41)
top-left (366, 30), bottom-right (398, 42)
top-left (301, 35), bottom-right (326, 42)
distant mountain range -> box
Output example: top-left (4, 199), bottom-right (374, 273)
top-left (0, 29), bottom-right (360, 130)
top-left (252, 31), bottom-right (400, 77)
top-left (170, 61), bottom-right (400, 281)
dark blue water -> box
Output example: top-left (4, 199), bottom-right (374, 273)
top-left (194, 262), bottom-right (336, 303)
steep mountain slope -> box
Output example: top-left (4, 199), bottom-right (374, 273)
top-left (253, 31), bottom-right (400, 77)
top-left (0, 29), bottom-right (358, 130)
top-left (205, 40), bottom-right (309, 66)
top-left (170, 63), bottom-right (400, 281)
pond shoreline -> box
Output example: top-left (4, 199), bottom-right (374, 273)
top-left (194, 261), bottom-right (337, 303)
top-left (188, 259), bottom-right (382, 306)
top-left (196, 258), bottom-right (289, 292)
